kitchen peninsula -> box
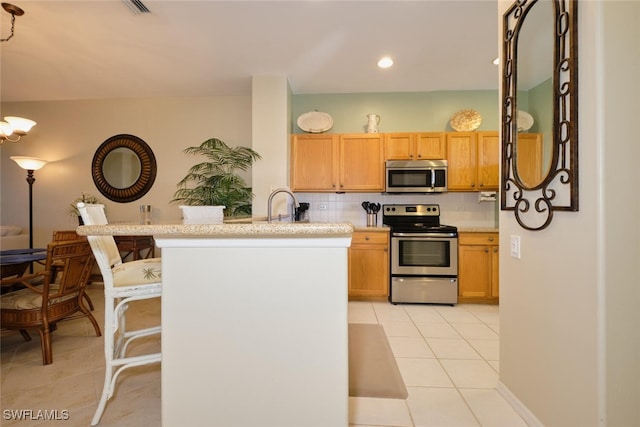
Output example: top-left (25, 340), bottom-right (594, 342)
top-left (77, 222), bottom-right (354, 426)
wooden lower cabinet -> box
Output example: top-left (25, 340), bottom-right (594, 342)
top-left (348, 230), bottom-right (389, 298)
top-left (457, 232), bottom-right (499, 304)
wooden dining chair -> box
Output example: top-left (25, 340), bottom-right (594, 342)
top-left (0, 239), bottom-right (102, 365)
top-left (51, 230), bottom-right (95, 310)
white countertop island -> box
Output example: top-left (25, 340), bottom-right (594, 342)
top-left (78, 222), bottom-right (353, 427)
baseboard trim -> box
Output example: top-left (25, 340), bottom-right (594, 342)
top-left (496, 380), bottom-right (544, 427)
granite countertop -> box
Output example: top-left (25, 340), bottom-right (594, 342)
top-left (76, 222), bottom-right (354, 238)
top-left (457, 227), bottom-right (499, 233)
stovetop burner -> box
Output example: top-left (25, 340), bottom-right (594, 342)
top-left (382, 204), bottom-right (457, 234)
top-left (390, 223), bottom-right (458, 234)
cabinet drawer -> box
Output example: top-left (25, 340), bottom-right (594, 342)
top-left (352, 231), bottom-right (389, 245)
top-left (458, 233), bottom-right (498, 246)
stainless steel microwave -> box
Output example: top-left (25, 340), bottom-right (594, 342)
top-left (385, 160), bottom-right (448, 193)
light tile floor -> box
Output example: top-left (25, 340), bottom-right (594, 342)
top-left (348, 301), bottom-right (527, 427)
top-left (1, 284), bottom-right (527, 426)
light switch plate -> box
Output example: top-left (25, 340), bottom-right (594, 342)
top-left (510, 235), bottom-right (521, 259)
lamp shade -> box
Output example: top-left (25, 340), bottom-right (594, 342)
top-left (0, 121), bottom-right (14, 138)
top-left (4, 116), bottom-right (36, 135)
top-left (11, 156), bottom-right (48, 171)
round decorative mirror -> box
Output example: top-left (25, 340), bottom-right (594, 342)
top-left (92, 134), bottom-right (157, 203)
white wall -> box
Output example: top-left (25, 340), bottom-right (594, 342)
top-left (0, 96), bottom-right (251, 248)
top-left (251, 76), bottom-right (292, 217)
top-left (498, 1), bottom-right (640, 426)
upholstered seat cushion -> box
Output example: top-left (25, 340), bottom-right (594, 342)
top-left (112, 258), bottom-right (162, 287)
top-left (0, 285), bottom-right (77, 310)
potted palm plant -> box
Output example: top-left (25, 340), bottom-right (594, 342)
top-left (171, 138), bottom-right (261, 221)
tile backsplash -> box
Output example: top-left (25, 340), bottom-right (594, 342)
top-left (292, 192), bottom-right (498, 228)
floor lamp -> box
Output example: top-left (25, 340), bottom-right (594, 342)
top-left (10, 156), bottom-right (48, 272)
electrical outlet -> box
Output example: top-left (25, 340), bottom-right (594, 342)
top-left (510, 235), bottom-right (521, 259)
top-left (318, 203), bottom-right (328, 210)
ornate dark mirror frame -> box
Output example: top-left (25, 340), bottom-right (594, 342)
top-left (501, 0), bottom-right (578, 230)
top-left (92, 134), bottom-right (157, 203)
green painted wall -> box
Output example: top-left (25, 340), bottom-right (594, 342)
top-left (291, 90), bottom-right (499, 134)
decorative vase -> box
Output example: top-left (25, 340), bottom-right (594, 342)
top-left (366, 113), bottom-right (380, 133)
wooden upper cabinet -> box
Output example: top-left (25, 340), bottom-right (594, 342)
top-left (447, 131), bottom-right (499, 191)
top-left (416, 132), bottom-right (446, 159)
top-left (446, 132), bottom-right (478, 190)
top-left (339, 134), bottom-right (385, 191)
top-left (476, 131), bottom-right (499, 190)
top-left (290, 134), bottom-right (339, 191)
top-left (292, 131), bottom-right (496, 193)
top-left (290, 133), bottom-right (384, 192)
top-left (384, 133), bottom-right (413, 160)
top-left (384, 132), bottom-right (445, 160)
top-left (516, 133), bottom-right (544, 188)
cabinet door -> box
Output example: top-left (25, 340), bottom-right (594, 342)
top-left (458, 244), bottom-right (492, 298)
top-left (491, 246), bottom-right (499, 297)
top-left (458, 232), bottom-right (499, 303)
top-left (476, 131), bottom-right (499, 190)
top-left (290, 134), bottom-right (338, 191)
top-left (384, 133), bottom-right (414, 160)
top-left (516, 133), bottom-right (544, 187)
top-left (415, 132), bottom-right (446, 159)
top-left (348, 232), bottom-right (389, 297)
top-left (446, 132), bottom-right (478, 190)
top-left (339, 134), bottom-right (385, 191)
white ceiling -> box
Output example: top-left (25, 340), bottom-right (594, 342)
top-left (0, 0), bottom-right (499, 102)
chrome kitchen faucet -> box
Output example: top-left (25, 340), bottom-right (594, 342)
top-left (267, 188), bottom-right (299, 223)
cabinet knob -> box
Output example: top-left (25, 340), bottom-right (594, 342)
top-left (488, 237), bottom-right (494, 242)
top-left (493, 248), bottom-right (498, 253)
top-left (471, 183), bottom-right (476, 187)
top-left (417, 154), bottom-right (422, 158)
top-left (365, 236), bottom-right (370, 241)
top-left (384, 247), bottom-right (388, 252)
top-left (484, 248), bottom-right (489, 253)
top-left (480, 183), bottom-right (484, 187)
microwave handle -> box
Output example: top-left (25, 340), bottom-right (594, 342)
top-left (430, 168), bottom-right (435, 189)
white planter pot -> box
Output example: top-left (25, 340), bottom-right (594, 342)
top-left (179, 205), bottom-right (225, 224)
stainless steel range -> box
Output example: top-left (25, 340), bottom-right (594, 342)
top-left (383, 204), bottom-right (458, 305)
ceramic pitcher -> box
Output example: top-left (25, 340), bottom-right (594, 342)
top-left (366, 114), bottom-right (380, 133)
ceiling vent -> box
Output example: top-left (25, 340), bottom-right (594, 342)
top-left (122, 0), bottom-right (150, 15)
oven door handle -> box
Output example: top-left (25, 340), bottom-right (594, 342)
top-left (392, 232), bottom-right (457, 238)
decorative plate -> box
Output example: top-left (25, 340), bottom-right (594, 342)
top-left (450, 109), bottom-right (482, 132)
top-left (517, 110), bottom-right (534, 132)
top-left (297, 111), bottom-right (334, 133)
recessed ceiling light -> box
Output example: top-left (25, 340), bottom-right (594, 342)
top-left (377, 57), bottom-right (394, 69)
top-left (493, 57), bottom-right (500, 65)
